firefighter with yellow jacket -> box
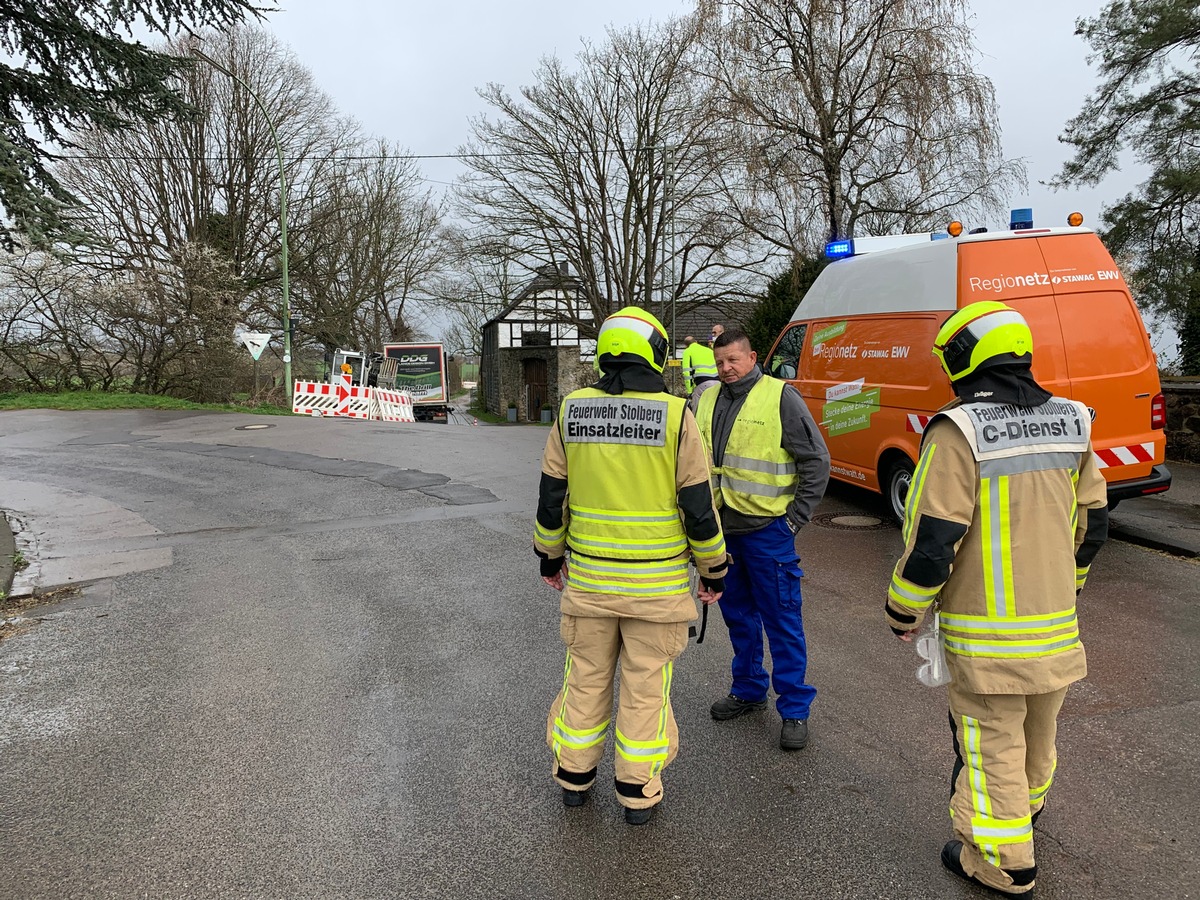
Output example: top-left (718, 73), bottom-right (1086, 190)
top-left (886, 301), bottom-right (1109, 897)
top-left (534, 307), bottom-right (729, 826)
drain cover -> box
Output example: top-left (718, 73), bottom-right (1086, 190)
top-left (812, 512), bottom-right (892, 531)
top-left (234, 423), bottom-right (274, 431)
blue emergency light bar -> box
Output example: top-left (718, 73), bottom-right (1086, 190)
top-left (826, 231), bottom-right (956, 260)
top-left (1010, 208), bottom-right (1034, 231)
top-left (824, 239), bottom-right (855, 260)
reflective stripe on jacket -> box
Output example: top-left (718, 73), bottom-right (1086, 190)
top-left (695, 375), bottom-right (798, 517)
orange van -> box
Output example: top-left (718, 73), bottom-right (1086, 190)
top-left (764, 215), bottom-right (1171, 522)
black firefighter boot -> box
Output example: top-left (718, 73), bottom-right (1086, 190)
top-left (941, 841), bottom-right (1036, 898)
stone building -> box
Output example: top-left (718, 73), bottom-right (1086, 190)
top-left (480, 264), bottom-right (596, 421)
top-left (480, 269), bottom-right (759, 419)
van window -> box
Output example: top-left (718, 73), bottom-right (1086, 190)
top-left (768, 324), bottom-right (807, 380)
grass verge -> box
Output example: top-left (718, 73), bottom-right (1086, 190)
top-left (0, 391), bottom-right (290, 415)
top-left (467, 403), bottom-right (508, 424)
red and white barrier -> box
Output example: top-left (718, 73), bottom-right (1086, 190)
top-left (335, 372), bottom-right (353, 417)
top-left (293, 380), bottom-right (415, 424)
top-left (372, 387), bottom-right (416, 423)
top-left (292, 381), bottom-right (339, 416)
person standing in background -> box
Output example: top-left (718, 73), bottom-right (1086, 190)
top-left (694, 326), bottom-right (829, 751)
top-left (681, 335), bottom-right (718, 398)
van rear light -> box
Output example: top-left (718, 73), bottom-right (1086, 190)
top-left (1151, 393), bottom-right (1166, 429)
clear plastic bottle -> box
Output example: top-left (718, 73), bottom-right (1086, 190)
top-left (915, 612), bottom-right (952, 687)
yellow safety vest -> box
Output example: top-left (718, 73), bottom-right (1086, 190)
top-left (696, 376), bottom-right (797, 517)
top-left (681, 343), bottom-right (717, 393)
top-left (560, 387), bottom-right (689, 568)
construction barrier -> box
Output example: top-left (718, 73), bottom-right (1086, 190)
top-left (293, 380), bottom-right (416, 424)
top-left (335, 372), bottom-right (352, 416)
top-left (372, 387), bottom-right (416, 423)
top-left (292, 381), bottom-right (339, 416)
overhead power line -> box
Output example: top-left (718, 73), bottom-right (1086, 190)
top-left (51, 146), bottom-right (680, 164)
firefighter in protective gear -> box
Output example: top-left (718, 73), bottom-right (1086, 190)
top-left (681, 335), bottom-right (718, 396)
top-left (534, 306), bottom-right (729, 826)
top-left (695, 326), bottom-right (829, 751)
top-left (887, 300), bottom-right (1109, 896)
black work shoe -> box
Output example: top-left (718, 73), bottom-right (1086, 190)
top-left (710, 693), bottom-right (768, 721)
top-left (941, 841), bottom-right (1036, 897)
top-left (562, 788), bottom-right (588, 807)
top-left (780, 718), bottom-right (809, 750)
top-left (624, 806), bottom-right (654, 825)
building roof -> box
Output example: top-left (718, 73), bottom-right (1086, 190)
top-left (483, 263), bottom-right (585, 329)
top-left (666, 300), bottom-right (756, 346)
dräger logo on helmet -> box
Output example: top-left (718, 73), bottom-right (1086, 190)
top-left (969, 272), bottom-right (1050, 293)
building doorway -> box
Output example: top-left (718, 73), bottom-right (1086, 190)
top-left (523, 357), bottom-right (548, 422)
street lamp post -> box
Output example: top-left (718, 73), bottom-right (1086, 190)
top-left (191, 47), bottom-right (292, 402)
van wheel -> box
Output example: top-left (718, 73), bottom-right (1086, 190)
top-left (886, 457), bottom-right (916, 526)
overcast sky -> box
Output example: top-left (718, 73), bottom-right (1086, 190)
top-left (265, 0), bottom-right (1134, 230)
top-left (263, 0), bottom-right (1173, 353)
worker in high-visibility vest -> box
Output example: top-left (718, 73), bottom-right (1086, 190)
top-left (681, 335), bottom-right (718, 397)
top-left (694, 325), bottom-right (830, 752)
top-left (534, 306), bottom-right (729, 826)
top-left (887, 300), bottom-right (1109, 897)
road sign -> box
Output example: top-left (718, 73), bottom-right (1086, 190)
top-left (240, 332), bottom-right (272, 361)
top-left (335, 373), bottom-right (352, 416)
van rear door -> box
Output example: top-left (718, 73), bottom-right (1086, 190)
top-left (1036, 233), bottom-right (1163, 484)
top-left (956, 237), bottom-right (1070, 395)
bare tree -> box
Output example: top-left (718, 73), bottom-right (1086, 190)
top-left (55, 27), bottom-right (347, 356)
top-left (96, 242), bottom-right (244, 399)
top-left (291, 143), bottom-right (445, 355)
top-left (0, 251), bottom-right (125, 391)
top-left (456, 17), bottom-right (768, 338)
top-left (696, 0), bottom-right (1023, 251)
top-left (433, 231), bottom-right (529, 357)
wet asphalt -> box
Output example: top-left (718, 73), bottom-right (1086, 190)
top-left (0, 409), bottom-right (1196, 900)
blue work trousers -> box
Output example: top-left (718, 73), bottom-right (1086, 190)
top-left (718, 517), bottom-right (816, 720)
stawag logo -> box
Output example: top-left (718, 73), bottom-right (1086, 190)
top-left (1050, 270), bottom-right (1122, 285)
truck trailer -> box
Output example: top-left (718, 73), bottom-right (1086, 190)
top-left (381, 342), bottom-right (450, 423)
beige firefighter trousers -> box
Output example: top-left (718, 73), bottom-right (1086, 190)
top-left (547, 614), bottom-right (690, 810)
top-left (949, 681), bottom-right (1069, 895)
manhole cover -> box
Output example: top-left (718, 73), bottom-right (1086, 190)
top-left (811, 512), bottom-right (892, 531)
top-left (234, 423), bottom-right (274, 431)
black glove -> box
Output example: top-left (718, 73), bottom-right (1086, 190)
top-left (700, 575), bottom-right (725, 594)
top-left (540, 555), bottom-right (565, 578)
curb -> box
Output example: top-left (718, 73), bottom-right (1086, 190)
top-left (1, 511), bottom-right (15, 597)
top-left (1108, 522), bottom-right (1200, 560)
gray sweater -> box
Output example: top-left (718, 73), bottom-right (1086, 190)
top-left (708, 367), bottom-right (831, 535)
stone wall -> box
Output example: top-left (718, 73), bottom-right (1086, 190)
top-left (494, 347), bottom-right (593, 421)
top-left (1164, 382), bottom-right (1200, 463)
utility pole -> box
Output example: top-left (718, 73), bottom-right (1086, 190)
top-left (191, 47), bottom-right (293, 404)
